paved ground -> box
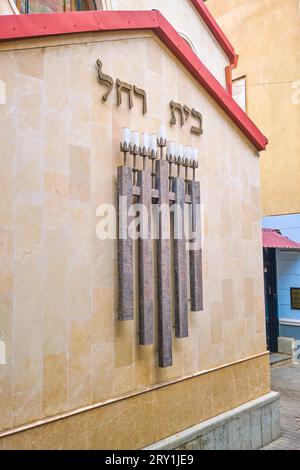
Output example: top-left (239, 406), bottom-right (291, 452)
top-left (262, 363), bottom-right (300, 450)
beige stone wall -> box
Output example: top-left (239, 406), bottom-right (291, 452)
top-left (207, 0), bottom-right (300, 216)
top-left (0, 31), bottom-right (267, 442)
top-left (108, 0), bottom-right (229, 87)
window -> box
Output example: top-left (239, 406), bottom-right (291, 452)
top-left (291, 288), bottom-right (300, 310)
top-left (232, 76), bottom-right (246, 112)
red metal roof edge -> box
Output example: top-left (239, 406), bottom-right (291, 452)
top-left (0, 10), bottom-right (268, 151)
top-left (190, 0), bottom-right (238, 65)
top-left (8, 0), bottom-right (238, 64)
top-left (262, 229), bottom-right (300, 249)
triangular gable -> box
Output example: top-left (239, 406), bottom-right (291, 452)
top-left (190, 0), bottom-right (237, 64)
top-left (0, 10), bottom-right (267, 150)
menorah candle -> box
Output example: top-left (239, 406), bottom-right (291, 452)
top-left (183, 146), bottom-right (188, 160)
top-left (158, 124), bottom-right (167, 140)
top-left (121, 127), bottom-right (131, 146)
top-left (141, 133), bottom-right (150, 170)
top-left (166, 141), bottom-right (176, 159)
top-left (130, 131), bottom-right (140, 184)
top-left (131, 130), bottom-right (140, 149)
top-left (176, 143), bottom-right (184, 159)
top-left (149, 134), bottom-right (158, 187)
top-left (191, 148), bottom-right (198, 180)
top-left (184, 146), bottom-right (192, 164)
top-left (150, 134), bottom-right (158, 152)
top-left (121, 127), bottom-right (131, 165)
top-left (175, 144), bottom-right (183, 177)
top-left (191, 148), bottom-right (198, 163)
top-left (141, 132), bottom-right (150, 151)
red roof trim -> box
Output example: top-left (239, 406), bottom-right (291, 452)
top-left (0, 10), bottom-right (267, 151)
top-left (190, 0), bottom-right (238, 65)
top-left (263, 229), bottom-right (300, 250)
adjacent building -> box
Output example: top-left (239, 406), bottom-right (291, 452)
top-left (207, 0), bottom-right (300, 355)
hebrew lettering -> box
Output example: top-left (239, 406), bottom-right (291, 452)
top-left (170, 100), bottom-right (185, 126)
top-left (116, 79), bottom-right (133, 110)
top-left (183, 105), bottom-right (191, 121)
top-left (133, 85), bottom-right (148, 115)
top-left (191, 108), bottom-right (203, 135)
top-left (170, 100), bottom-right (203, 135)
top-left (96, 59), bottom-right (114, 102)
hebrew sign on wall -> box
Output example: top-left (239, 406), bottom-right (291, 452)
top-left (117, 128), bottom-right (203, 368)
top-left (96, 59), bottom-right (203, 136)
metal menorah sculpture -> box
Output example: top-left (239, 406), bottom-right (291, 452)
top-left (117, 126), bottom-right (203, 368)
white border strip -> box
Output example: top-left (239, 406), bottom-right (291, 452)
top-left (280, 318), bottom-right (300, 327)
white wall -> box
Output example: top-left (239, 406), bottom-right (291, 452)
top-left (109, 0), bottom-right (229, 87)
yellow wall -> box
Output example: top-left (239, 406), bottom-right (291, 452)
top-left (207, 0), bottom-right (300, 217)
top-left (0, 29), bottom-right (268, 447)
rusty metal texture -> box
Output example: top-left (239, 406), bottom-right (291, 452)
top-left (138, 169), bottom-right (154, 344)
top-left (189, 180), bottom-right (203, 312)
top-left (117, 166), bottom-right (134, 320)
top-left (156, 160), bottom-right (172, 368)
top-left (173, 177), bottom-right (188, 338)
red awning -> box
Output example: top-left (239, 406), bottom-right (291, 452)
top-left (262, 228), bottom-right (300, 249)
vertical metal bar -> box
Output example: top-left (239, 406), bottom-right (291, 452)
top-left (117, 166), bottom-right (134, 321)
top-left (138, 169), bottom-right (154, 345)
top-left (156, 160), bottom-right (172, 368)
top-left (173, 177), bottom-right (188, 337)
top-left (189, 180), bottom-right (203, 312)
top-left (25, 0), bottom-right (30, 14)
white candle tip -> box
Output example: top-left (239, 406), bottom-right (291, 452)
top-left (158, 124), bottom-right (167, 140)
top-left (150, 134), bottom-right (158, 151)
top-left (192, 148), bottom-right (198, 162)
top-left (121, 127), bottom-right (131, 145)
top-left (141, 133), bottom-right (150, 149)
top-left (131, 131), bottom-right (140, 147)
